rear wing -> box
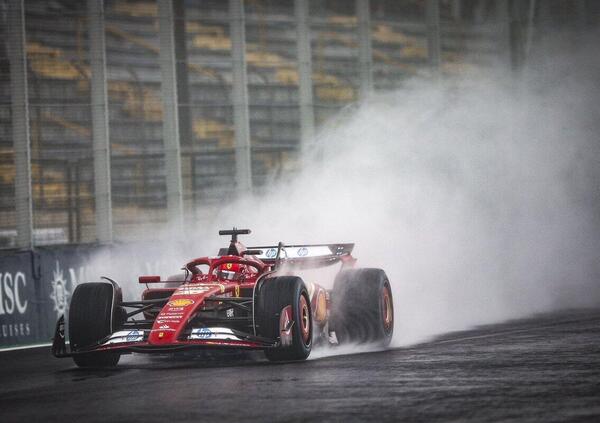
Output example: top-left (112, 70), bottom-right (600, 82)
top-left (249, 243), bottom-right (355, 268)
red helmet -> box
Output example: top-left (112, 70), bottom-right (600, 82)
top-left (218, 262), bottom-right (244, 281)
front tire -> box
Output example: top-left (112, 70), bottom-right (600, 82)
top-left (255, 276), bottom-right (312, 362)
top-left (330, 268), bottom-right (394, 346)
top-left (69, 282), bottom-right (121, 368)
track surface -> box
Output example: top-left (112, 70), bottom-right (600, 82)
top-left (1, 309), bottom-right (599, 422)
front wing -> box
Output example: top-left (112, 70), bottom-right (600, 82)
top-left (52, 316), bottom-right (279, 358)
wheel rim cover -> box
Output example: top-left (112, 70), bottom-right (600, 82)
top-left (382, 286), bottom-right (393, 333)
top-left (299, 294), bottom-right (310, 345)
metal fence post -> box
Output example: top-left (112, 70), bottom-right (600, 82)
top-left (88, 0), bottom-right (113, 244)
top-left (451, 0), bottom-right (462, 21)
top-left (356, 0), bottom-right (373, 99)
top-left (294, 0), bottom-right (315, 153)
top-left (229, 0), bottom-right (252, 193)
top-left (7, 0), bottom-right (33, 249)
top-left (158, 0), bottom-right (184, 230)
top-left (173, 0), bottom-right (192, 148)
top-left (496, 0), bottom-right (511, 68)
top-left (575, 0), bottom-right (587, 29)
top-left (426, 0), bottom-right (441, 71)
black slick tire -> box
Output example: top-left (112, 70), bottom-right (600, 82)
top-left (255, 276), bottom-right (312, 362)
top-left (69, 282), bottom-right (121, 368)
top-left (330, 268), bottom-right (394, 346)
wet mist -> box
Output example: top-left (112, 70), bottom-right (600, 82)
top-left (89, 29), bottom-right (600, 349)
top-left (214, 29), bottom-right (600, 346)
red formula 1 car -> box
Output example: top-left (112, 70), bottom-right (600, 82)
top-left (52, 229), bottom-right (394, 367)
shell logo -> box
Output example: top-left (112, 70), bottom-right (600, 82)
top-left (168, 298), bottom-right (194, 307)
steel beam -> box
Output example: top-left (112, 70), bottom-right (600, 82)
top-left (88, 0), bottom-right (113, 243)
top-left (229, 0), bottom-right (252, 193)
top-left (451, 0), bottom-right (462, 21)
top-left (158, 0), bottom-right (184, 230)
top-left (173, 0), bottom-right (192, 147)
top-left (508, 0), bottom-right (524, 72)
top-left (294, 0), bottom-right (315, 153)
top-left (524, 0), bottom-right (536, 59)
top-left (495, 0), bottom-right (511, 68)
top-left (426, 0), bottom-right (441, 71)
top-left (7, 0), bottom-right (33, 249)
top-left (575, 0), bottom-right (586, 30)
top-left (356, 0), bottom-right (373, 99)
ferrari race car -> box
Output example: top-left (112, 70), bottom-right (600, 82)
top-left (52, 229), bottom-right (394, 367)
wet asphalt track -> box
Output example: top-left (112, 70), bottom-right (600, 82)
top-left (1, 309), bottom-right (599, 422)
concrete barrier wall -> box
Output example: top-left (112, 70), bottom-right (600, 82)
top-left (0, 242), bottom-right (194, 349)
top-left (0, 250), bottom-right (38, 346)
top-left (0, 245), bottom-right (108, 348)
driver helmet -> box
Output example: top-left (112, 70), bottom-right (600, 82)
top-left (218, 262), bottom-right (244, 281)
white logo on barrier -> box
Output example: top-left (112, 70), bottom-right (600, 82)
top-left (49, 261), bottom-right (69, 318)
top-left (0, 271), bottom-right (28, 315)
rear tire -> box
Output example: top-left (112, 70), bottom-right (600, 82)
top-left (255, 276), bottom-right (312, 362)
top-left (330, 268), bottom-right (394, 346)
top-left (69, 282), bottom-right (121, 368)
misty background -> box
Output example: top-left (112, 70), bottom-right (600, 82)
top-left (87, 27), bottom-right (600, 348)
top-left (1, 1), bottom-right (599, 350)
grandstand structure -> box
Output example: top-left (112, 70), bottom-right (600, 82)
top-left (0, 0), bottom-right (594, 247)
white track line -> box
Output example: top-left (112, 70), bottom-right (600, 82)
top-left (430, 327), bottom-right (541, 345)
top-left (0, 342), bottom-right (51, 352)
